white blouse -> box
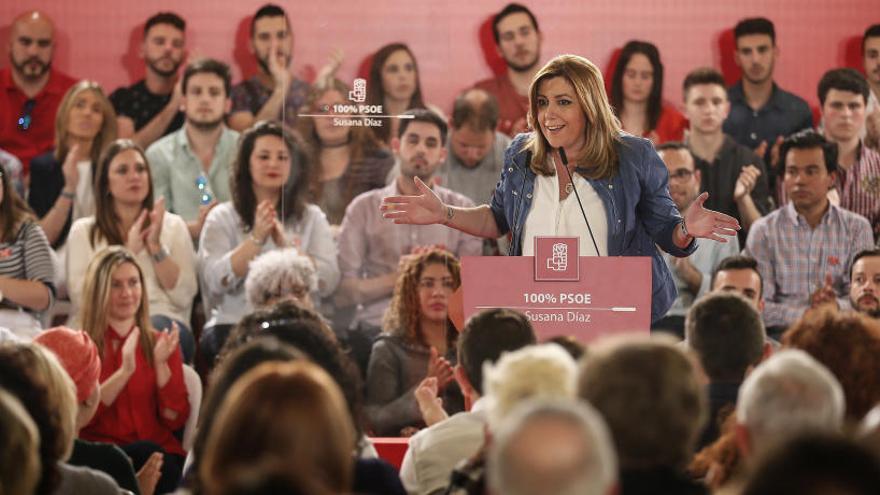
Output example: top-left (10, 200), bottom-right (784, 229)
top-left (522, 170), bottom-right (608, 257)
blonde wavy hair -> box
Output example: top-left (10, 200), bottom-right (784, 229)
top-left (382, 249), bottom-right (461, 344)
top-left (523, 54), bottom-right (622, 179)
top-left (54, 80), bottom-right (118, 164)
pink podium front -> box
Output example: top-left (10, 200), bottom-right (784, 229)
top-left (460, 237), bottom-right (651, 342)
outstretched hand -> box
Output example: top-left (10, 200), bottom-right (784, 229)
top-left (380, 177), bottom-right (446, 225)
top-left (683, 192), bottom-right (740, 242)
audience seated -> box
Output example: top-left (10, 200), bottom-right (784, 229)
top-left (66, 139), bottom-right (197, 362)
top-left (610, 40), bottom-right (686, 144)
top-left (0, 161), bottom-right (55, 338)
top-left (446, 343), bottom-right (578, 494)
top-left (577, 336), bottom-right (708, 495)
top-left (0, 11), bottom-right (76, 170)
top-left (146, 58), bottom-right (239, 242)
top-left (365, 249), bottom-right (465, 436)
top-left (653, 142), bottom-right (740, 337)
top-left (741, 434), bottom-right (880, 495)
top-left (77, 246), bottom-right (189, 495)
top-left (783, 307), bottom-right (880, 421)
top-left (0, 342), bottom-right (122, 495)
top-left (199, 361), bottom-right (356, 495)
top-left (819, 68), bottom-right (880, 241)
top-left (723, 17), bottom-right (813, 181)
top-left (297, 78), bottom-right (395, 226)
top-left (474, 3), bottom-right (543, 136)
top-left (244, 248), bottom-right (318, 311)
top-left (683, 67), bottom-right (771, 245)
top-left (336, 109), bottom-right (480, 339)
top-left (745, 130), bottom-right (874, 335)
top-left (366, 43), bottom-right (431, 145)
top-left (685, 292), bottom-right (770, 450)
top-left (400, 308), bottom-right (537, 495)
top-left (28, 80), bottom-right (117, 249)
top-left (0, 387), bottom-right (41, 495)
top-left (228, 4), bottom-right (309, 131)
top-left (864, 25), bottom-right (880, 150)
top-left (34, 326), bottom-right (148, 495)
top-left (694, 349), bottom-right (845, 492)
top-left (437, 89), bottom-right (511, 207)
top-left (198, 121), bottom-right (339, 366)
top-left (709, 254), bottom-right (765, 311)
top-left (850, 248), bottom-right (880, 318)
top-left (210, 303), bottom-right (406, 495)
top-left (110, 12), bottom-right (186, 149)
top-left (487, 399), bottom-right (618, 495)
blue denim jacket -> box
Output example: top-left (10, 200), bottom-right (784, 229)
top-left (489, 133), bottom-right (698, 323)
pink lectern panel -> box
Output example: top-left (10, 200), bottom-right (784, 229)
top-left (461, 255), bottom-right (651, 342)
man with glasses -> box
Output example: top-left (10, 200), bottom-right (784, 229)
top-left (0, 10), bottom-right (75, 174)
top-left (653, 142), bottom-right (739, 338)
top-left (146, 58), bottom-right (239, 241)
top-left (683, 67), bottom-right (772, 246)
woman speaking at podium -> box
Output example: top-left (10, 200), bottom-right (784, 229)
top-left (381, 54), bottom-right (738, 322)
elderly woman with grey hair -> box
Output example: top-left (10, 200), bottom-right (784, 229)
top-left (244, 248), bottom-right (318, 311)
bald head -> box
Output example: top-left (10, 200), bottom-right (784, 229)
top-left (9, 11), bottom-right (56, 84)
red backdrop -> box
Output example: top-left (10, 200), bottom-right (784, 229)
top-left (2, 0), bottom-right (877, 115)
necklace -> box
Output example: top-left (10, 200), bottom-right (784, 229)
top-left (565, 182), bottom-right (574, 195)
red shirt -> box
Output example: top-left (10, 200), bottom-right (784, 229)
top-left (475, 73), bottom-right (530, 137)
top-left (81, 326), bottom-right (190, 456)
top-left (0, 68), bottom-right (76, 174)
top-left (645, 103), bottom-right (688, 144)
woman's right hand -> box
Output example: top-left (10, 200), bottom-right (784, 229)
top-left (61, 143), bottom-right (80, 192)
top-left (121, 328), bottom-right (140, 375)
top-left (126, 209), bottom-right (149, 254)
top-left (381, 176), bottom-right (447, 225)
top-left (251, 200), bottom-right (276, 245)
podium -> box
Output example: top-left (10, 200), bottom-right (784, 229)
top-left (458, 237), bottom-right (651, 342)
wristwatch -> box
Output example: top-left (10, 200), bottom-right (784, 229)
top-left (151, 246), bottom-right (169, 263)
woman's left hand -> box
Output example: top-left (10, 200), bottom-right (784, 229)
top-left (145, 198), bottom-right (166, 252)
top-left (153, 322), bottom-right (179, 365)
top-left (683, 192), bottom-right (740, 242)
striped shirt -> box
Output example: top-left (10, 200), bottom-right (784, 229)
top-left (744, 202), bottom-right (874, 328)
top-left (836, 143), bottom-right (880, 241)
top-left (0, 221), bottom-right (56, 317)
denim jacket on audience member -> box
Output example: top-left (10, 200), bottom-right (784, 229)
top-left (489, 132), bottom-right (698, 322)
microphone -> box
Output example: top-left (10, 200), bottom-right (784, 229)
top-left (559, 148), bottom-right (601, 256)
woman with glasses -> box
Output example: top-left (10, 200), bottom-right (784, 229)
top-left (0, 162), bottom-right (55, 338)
top-left (66, 139), bottom-right (198, 362)
top-left (28, 80), bottom-right (117, 248)
top-left (198, 121), bottom-right (340, 368)
top-left (365, 248), bottom-right (464, 436)
top-left (297, 78), bottom-right (394, 226)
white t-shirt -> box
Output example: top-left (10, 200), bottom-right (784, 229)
top-left (72, 161), bottom-right (95, 221)
top-left (522, 168), bottom-right (608, 257)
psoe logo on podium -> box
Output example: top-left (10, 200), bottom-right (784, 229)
top-left (534, 236), bottom-right (580, 282)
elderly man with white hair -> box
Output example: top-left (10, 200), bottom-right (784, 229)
top-left (244, 248), bottom-right (318, 311)
top-left (735, 349), bottom-right (846, 460)
top-left (488, 399), bottom-right (618, 495)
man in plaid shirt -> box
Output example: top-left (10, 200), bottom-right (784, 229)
top-left (745, 130), bottom-right (874, 336)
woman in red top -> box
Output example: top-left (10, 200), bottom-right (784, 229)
top-left (610, 40), bottom-right (687, 145)
top-left (78, 245), bottom-right (189, 494)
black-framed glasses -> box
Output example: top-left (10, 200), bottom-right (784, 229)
top-left (669, 168), bottom-right (694, 181)
top-left (17, 99), bottom-right (35, 131)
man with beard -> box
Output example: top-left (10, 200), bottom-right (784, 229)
top-left (228, 4), bottom-right (309, 131)
top-left (337, 109), bottom-right (481, 337)
top-left (653, 142), bottom-right (739, 338)
top-left (745, 130), bottom-right (873, 337)
top-left (817, 69), bottom-right (880, 242)
top-left (110, 12), bottom-right (186, 149)
top-left (0, 11), bottom-right (75, 172)
top-left (474, 3), bottom-right (543, 137)
top-left (146, 59), bottom-right (239, 241)
top-left (723, 18), bottom-right (813, 181)
top-left (683, 68), bottom-right (771, 246)
top-left (850, 249), bottom-right (880, 318)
